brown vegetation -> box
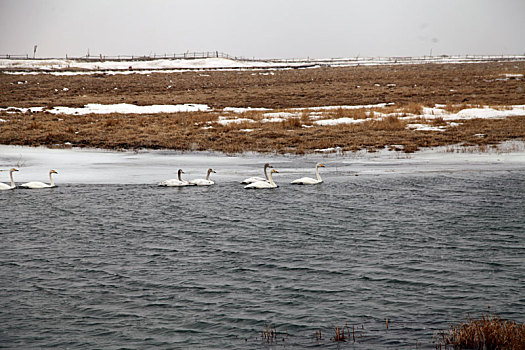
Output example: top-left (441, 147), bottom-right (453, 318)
top-left (435, 314), bottom-right (525, 350)
top-left (2, 61), bottom-right (524, 109)
top-left (1, 107), bottom-right (524, 154)
top-left (1, 61), bottom-right (525, 153)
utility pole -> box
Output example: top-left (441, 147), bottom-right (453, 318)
top-left (33, 45), bottom-right (37, 58)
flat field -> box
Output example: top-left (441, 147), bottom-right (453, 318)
top-left (1, 61), bottom-right (524, 153)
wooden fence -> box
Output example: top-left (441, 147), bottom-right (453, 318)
top-left (1, 52), bottom-right (524, 65)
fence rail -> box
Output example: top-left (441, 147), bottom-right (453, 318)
top-left (0, 51), bottom-right (264, 62)
top-left (1, 52), bottom-right (524, 67)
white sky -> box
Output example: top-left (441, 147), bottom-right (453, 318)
top-left (1, 0), bottom-right (524, 59)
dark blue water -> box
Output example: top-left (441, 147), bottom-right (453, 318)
top-left (1, 170), bottom-right (524, 349)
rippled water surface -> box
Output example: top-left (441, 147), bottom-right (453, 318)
top-left (1, 165), bottom-right (524, 349)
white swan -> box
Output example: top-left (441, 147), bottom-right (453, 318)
top-left (0, 168), bottom-right (19, 190)
top-left (244, 169), bottom-right (279, 189)
top-left (241, 163), bottom-right (272, 184)
top-left (291, 163), bottom-right (325, 185)
top-left (158, 169), bottom-right (195, 187)
top-left (20, 169), bottom-right (58, 189)
top-left (189, 168), bottom-right (216, 186)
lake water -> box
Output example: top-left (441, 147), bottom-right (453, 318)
top-left (1, 146), bottom-right (524, 349)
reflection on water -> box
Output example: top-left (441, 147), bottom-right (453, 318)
top-left (1, 169), bottom-right (523, 349)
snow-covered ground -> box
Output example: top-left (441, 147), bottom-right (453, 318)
top-left (0, 103), bottom-right (210, 115)
top-left (0, 57), bottom-right (311, 75)
top-left (1, 55), bottom-right (524, 75)
top-left (0, 142), bottom-right (523, 185)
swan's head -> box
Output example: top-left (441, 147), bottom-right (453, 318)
top-left (10, 168), bottom-right (19, 172)
top-left (264, 163), bottom-right (273, 169)
top-left (208, 168), bottom-right (216, 174)
top-left (50, 169), bottom-right (58, 174)
top-left (178, 169), bottom-right (185, 174)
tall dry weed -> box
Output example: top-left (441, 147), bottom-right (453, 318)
top-left (435, 314), bottom-right (525, 350)
top-left (370, 116), bottom-right (406, 131)
top-left (399, 102), bottom-right (424, 115)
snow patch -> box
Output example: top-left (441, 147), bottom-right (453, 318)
top-left (314, 117), bottom-right (370, 126)
top-left (223, 107), bottom-right (271, 113)
top-left (0, 104), bottom-right (210, 115)
top-left (217, 116), bottom-right (254, 125)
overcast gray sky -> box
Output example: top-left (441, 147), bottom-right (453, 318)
top-left (1, 0), bottom-right (524, 59)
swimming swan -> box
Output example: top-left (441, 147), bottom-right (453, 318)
top-left (291, 163), bottom-right (325, 185)
top-left (189, 168), bottom-right (216, 186)
top-left (158, 169), bottom-right (195, 187)
top-left (241, 163), bottom-right (272, 184)
top-left (244, 169), bottom-right (279, 189)
top-left (20, 169), bottom-right (58, 189)
top-left (0, 168), bottom-right (19, 190)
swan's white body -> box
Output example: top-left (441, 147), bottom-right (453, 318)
top-left (159, 169), bottom-right (195, 187)
top-left (20, 170), bottom-right (58, 189)
top-left (244, 169), bottom-right (278, 189)
top-left (241, 163), bottom-right (272, 184)
top-left (0, 168), bottom-right (19, 190)
top-left (291, 163), bottom-right (325, 185)
top-left (189, 168), bottom-right (216, 186)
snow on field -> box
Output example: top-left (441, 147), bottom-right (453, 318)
top-left (314, 117), bottom-right (371, 126)
top-left (419, 105), bottom-right (525, 120)
top-left (0, 57), bottom-right (307, 75)
top-left (2, 104), bottom-right (210, 115)
top-left (223, 107), bottom-right (271, 113)
top-left (2, 55), bottom-right (524, 75)
top-left (217, 116), bottom-right (253, 125)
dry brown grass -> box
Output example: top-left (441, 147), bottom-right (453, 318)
top-left (370, 115), bottom-right (407, 131)
top-left (1, 108), bottom-right (524, 154)
top-left (430, 117), bottom-right (448, 126)
top-left (443, 103), bottom-right (472, 114)
top-left (398, 102), bottom-right (424, 115)
top-left (435, 314), bottom-right (525, 350)
top-left (2, 60), bottom-right (525, 154)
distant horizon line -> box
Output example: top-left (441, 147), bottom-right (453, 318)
top-left (1, 51), bottom-right (525, 62)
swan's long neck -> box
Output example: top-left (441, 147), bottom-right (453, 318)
top-left (9, 170), bottom-right (16, 187)
top-left (268, 171), bottom-right (275, 186)
top-left (178, 170), bottom-right (183, 181)
top-left (206, 170), bottom-right (211, 180)
top-left (49, 172), bottom-right (55, 186)
top-left (264, 165), bottom-right (269, 180)
top-left (315, 165), bottom-right (322, 182)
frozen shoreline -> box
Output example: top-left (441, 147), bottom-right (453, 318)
top-left (1, 142), bottom-right (524, 185)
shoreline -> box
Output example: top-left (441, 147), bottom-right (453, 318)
top-left (1, 141), bottom-right (524, 185)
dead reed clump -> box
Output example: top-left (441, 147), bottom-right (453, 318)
top-left (260, 324), bottom-right (288, 344)
top-left (331, 323), bottom-right (354, 342)
top-left (399, 102), bottom-right (424, 115)
top-left (434, 314), bottom-right (525, 350)
top-left (430, 117), bottom-right (447, 126)
top-left (104, 118), bottom-right (119, 127)
top-left (299, 111), bottom-right (312, 126)
top-left (370, 116), bottom-right (407, 131)
top-left (443, 103), bottom-right (473, 114)
top-left (280, 117), bottom-right (302, 129)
